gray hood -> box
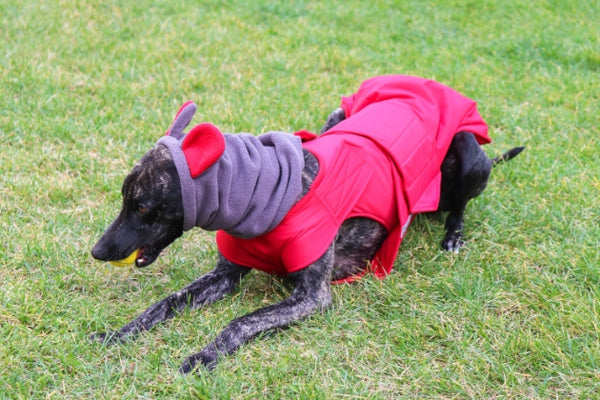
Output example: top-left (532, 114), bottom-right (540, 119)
top-left (157, 102), bottom-right (305, 238)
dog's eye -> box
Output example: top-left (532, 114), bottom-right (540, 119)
top-left (136, 203), bottom-right (149, 214)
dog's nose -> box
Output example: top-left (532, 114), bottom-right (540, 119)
top-left (91, 241), bottom-right (109, 261)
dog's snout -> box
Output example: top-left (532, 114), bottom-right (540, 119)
top-left (91, 239), bottom-right (111, 261)
top-left (91, 243), bottom-right (104, 261)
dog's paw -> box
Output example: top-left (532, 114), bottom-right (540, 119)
top-left (179, 348), bottom-right (218, 374)
top-left (90, 331), bottom-right (123, 345)
top-left (441, 233), bottom-right (464, 253)
top-left (178, 357), bottom-right (199, 375)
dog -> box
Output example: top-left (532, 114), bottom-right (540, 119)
top-left (91, 75), bottom-right (524, 373)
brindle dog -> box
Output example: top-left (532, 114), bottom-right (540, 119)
top-left (91, 107), bottom-right (523, 373)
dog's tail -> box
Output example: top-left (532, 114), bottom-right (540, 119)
top-left (491, 146), bottom-right (525, 166)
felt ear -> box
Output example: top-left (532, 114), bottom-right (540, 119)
top-left (181, 123), bottom-right (226, 178)
top-left (175, 101), bottom-right (195, 119)
top-left (166, 101), bottom-right (197, 139)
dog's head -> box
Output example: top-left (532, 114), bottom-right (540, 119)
top-left (91, 144), bottom-right (184, 267)
top-left (92, 101), bottom-right (226, 267)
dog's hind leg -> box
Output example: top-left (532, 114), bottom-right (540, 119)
top-left (92, 255), bottom-right (250, 343)
top-left (438, 131), bottom-right (492, 252)
top-left (320, 108), bottom-right (346, 133)
top-left (179, 243), bottom-right (335, 373)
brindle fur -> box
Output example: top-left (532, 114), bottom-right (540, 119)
top-left (91, 108), bottom-right (523, 373)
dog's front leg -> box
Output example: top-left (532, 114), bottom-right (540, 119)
top-left (180, 243), bottom-right (335, 373)
top-left (92, 255), bottom-right (250, 344)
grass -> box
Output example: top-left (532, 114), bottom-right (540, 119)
top-left (1, 0), bottom-right (599, 398)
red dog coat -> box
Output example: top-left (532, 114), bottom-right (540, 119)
top-left (217, 75), bottom-right (491, 283)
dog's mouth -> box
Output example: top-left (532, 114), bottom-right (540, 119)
top-left (134, 246), bottom-right (164, 268)
top-left (134, 247), bottom-right (152, 268)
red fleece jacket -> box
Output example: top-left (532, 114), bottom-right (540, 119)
top-left (217, 75), bottom-right (491, 283)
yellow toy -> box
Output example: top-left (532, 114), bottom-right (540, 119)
top-left (109, 249), bottom-right (140, 267)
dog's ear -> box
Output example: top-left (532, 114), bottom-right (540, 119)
top-left (181, 123), bottom-right (226, 178)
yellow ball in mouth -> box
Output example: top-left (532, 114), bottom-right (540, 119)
top-left (109, 249), bottom-right (140, 267)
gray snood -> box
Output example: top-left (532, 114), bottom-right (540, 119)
top-left (158, 131), bottom-right (304, 238)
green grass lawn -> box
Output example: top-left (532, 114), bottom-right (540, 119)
top-left (1, 0), bottom-right (599, 398)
